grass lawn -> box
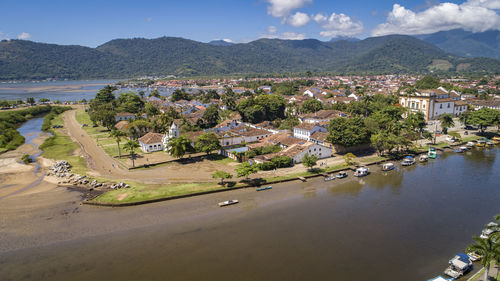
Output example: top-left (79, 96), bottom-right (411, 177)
top-left (462, 135), bottom-right (482, 142)
top-left (264, 163), bottom-right (348, 183)
top-left (213, 156), bottom-right (236, 165)
top-left (92, 181), bottom-right (226, 204)
top-left (40, 115), bottom-right (87, 175)
top-left (75, 109), bottom-right (141, 158)
top-left (359, 156), bottom-right (388, 164)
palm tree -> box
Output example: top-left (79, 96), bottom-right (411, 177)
top-left (439, 113), bottom-right (455, 134)
top-left (466, 236), bottom-right (500, 281)
top-left (166, 135), bottom-right (193, 159)
top-left (109, 130), bottom-right (127, 158)
top-left (123, 140), bottom-right (139, 168)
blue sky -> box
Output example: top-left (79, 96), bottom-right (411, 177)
top-left (0, 0), bottom-right (499, 47)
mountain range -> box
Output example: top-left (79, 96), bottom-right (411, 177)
top-left (0, 32), bottom-right (499, 80)
top-left (416, 29), bottom-right (500, 60)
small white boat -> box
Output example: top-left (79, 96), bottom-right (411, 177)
top-left (324, 174), bottom-right (336, 181)
top-left (336, 171), bottom-right (348, 179)
top-left (467, 252), bottom-right (482, 262)
top-left (218, 200), bottom-right (239, 207)
top-left (419, 155), bottom-right (429, 162)
top-left (444, 253), bottom-right (472, 278)
top-left (382, 163), bottom-right (395, 171)
top-left (402, 156), bottom-right (415, 166)
top-left (480, 222), bottom-right (499, 239)
top-left (466, 141), bottom-right (475, 147)
top-left (354, 167), bottom-right (369, 177)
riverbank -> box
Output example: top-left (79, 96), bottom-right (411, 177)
top-left (1, 146), bottom-right (499, 281)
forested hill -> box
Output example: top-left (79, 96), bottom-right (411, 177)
top-left (416, 29), bottom-right (500, 60)
top-left (1, 35), bottom-right (499, 80)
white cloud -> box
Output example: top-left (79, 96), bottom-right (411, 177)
top-left (222, 38), bottom-right (233, 43)
top-left (287, 11), bottom-right (310, 27)
top-left (372, 1), bottom-right (500, 36)
top-left (266, 0), bottom-right (312, 18)
top-left (17, 32), bottom-right (31, 40)
top-left (465, 0), bottom-right (500, 9)
top-left (267, 25), bottom-right (278, 34)
top-left (0, 31), bottom-right (8, 40)
top-left (314, 12), bottom-right (364, 37)
top-left (260, 31), bottom-right (306, 40)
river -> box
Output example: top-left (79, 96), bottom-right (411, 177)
top-left (0, 147), bottom-right (499, 281)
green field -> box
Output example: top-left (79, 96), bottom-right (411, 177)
top-left (40, 114), bottom-right (87, 175)
top-left (92, 181), bottom-right (228, 204)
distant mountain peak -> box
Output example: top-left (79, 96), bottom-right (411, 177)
top-left (208, 39), bottom-right (234, 46)
top-left (329, 36), bottom-right (360, 42)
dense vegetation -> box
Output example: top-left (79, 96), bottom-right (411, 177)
top-left (1, 35), bottom-right (499, 80)
top-left (416, 29), bottom-right (500, 60)
top-left (0, 105), bottom-right (68, 152)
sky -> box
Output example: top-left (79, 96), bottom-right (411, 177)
top-left (0, 0), bottom-right (499, 47)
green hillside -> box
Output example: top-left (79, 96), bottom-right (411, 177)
top-left (0, 34), bottom-right (499, 80)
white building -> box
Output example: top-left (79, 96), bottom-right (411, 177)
top-left (279, 141), bottom-right (331, 164)
top-left (399, 88), bottom-right (459, 121)
top-left (293, 123), bottom-right (328, 141)
top-left (138, 132), bottom-right (164, 152)
top-left (162, 122), bottom-right (180, 151)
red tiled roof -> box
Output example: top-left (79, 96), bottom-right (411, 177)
top-left (138, 132), bottom-right (163, 144)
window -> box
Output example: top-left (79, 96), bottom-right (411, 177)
top-left (447, 103), bottom-right (450, 108)
top-left (423, 104), bottom-right (426, 109)
top-left (440, 104), bottom-right (443, 109)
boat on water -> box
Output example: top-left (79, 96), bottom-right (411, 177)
top-left (256, 186), bottom-right (272, 191)
top-left (402, 156), bottom-right (415, 166)
top-left (218, 200), bottom-right (239, 207)
top-left (419, 154), bottom-right (429, 162)
top-left (492, 136), bottom-right (500, 144)
top-left (428, 147), bottom-right (437, 159)
top-left (324, 174), bottom-right (336, 181)
top-left (444, 253), bottom-right (472, 278)
top-left (354, 167), bottom-right (369, 177)
top-left (486, 141), bottom-right (494, 147)
top-left (467, 252), bottom-right (483, 262)
top-left (479, 222), bottom-right (499, 239)
top-left (476, 140), bottom-right (486, 147)
top-left (455, 146), bottom-right (468, 153)
top-left (336, 171), bottom-right (348, 179)
top-left (466, 141), bottom-right (476, 147)
top-left (382, 163), bottom-right (395, 171)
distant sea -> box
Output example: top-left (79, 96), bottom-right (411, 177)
top-left (0, 80), bottom-right (118, 102)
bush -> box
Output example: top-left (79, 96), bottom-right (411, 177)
top-left (256, 156), bottom-right (293, 171)
top-left (21, 154), bottom-right (33, 164)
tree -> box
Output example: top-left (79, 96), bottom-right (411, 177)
top-left (301, 153), bottom-right (318, 171)
top-left (115, 92), bottom-right (144, 113)
top-left (110, 130), bottom-right (127, 158)
top-left (123, 140), bottom-right (139, 168)
top-left (327, 117), bottom-right (369, 147)
top-left (88, 103), bottom-right (116, 129)
top-left (403, 112), bottom-right (426, 133)
top-left (170, 89), bottom-right (190, 102)
top-left (466, 236), bottom-right (500, 281)
top-left (128, 119), bottom-right (152, 138)
top-left (26, 97), bottom-right (35, 106)
top-left (167, 135), bottom-right (193, 159)
top-left (439, 113), bottom-right (454, 134)
top-left (235, 162), bottom-right (257, 179)
top-left (145, 103), bottom-right (160, 118)
top-left (343, 153), bottom-right (356, 166)
top-left (212, 170), bottom-right (232, 185)
top-left (301, 99), bottom-right (323, 113)
top-left (459, 111), bottom-right (470, 127)
top-left (149, 89), bottom-right (160, 98)
top-left (200, 104), bottom-right (219, 128)
top-left (415, 76), bottom-right (440, 89)
top-left (94, 85), bottom-right (116, 104)
top-left (195, 132), bottom-right (221, 155)
top-left (468, 108), bottom-right (500, 132)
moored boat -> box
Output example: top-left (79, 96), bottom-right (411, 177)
top-left (466, 141), bottom-right (476, 147)
top-left (476, 140), bottom-right (486, 147)
top-left (428, 147), bottom-right (437, 159)
top-left (324, 174), bottom-right (336, 181)
top-left (444, 253), bottom-right (472, 278)
top-left (256, 186), bottom-right (272, 191)
top-left (427, 276), bottom-right (453, 281)
top-left (492, 136), bottom-right (500, 144)
top-left (382, 163), bottom-right (395, 171)
top-left (336, 171), bottom-right (348, 179)
top-left (354, 167), bottom-right (369, 177)
top-left (419, 154), bottom-right (429, 162)
top-left (467, 252), bottom-right (482, 262)
top-left (402, 156), bottom-right (415, 166)
top-left (455, 146), bottom-right (467, 153)
top-left (218, 199), bottom-right (239, 207)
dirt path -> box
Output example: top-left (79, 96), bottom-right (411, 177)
top-left (62, 110), bottom-right (235, 183)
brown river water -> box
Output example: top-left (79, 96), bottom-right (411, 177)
top-left (1, 148), bottom-right (499, 281)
